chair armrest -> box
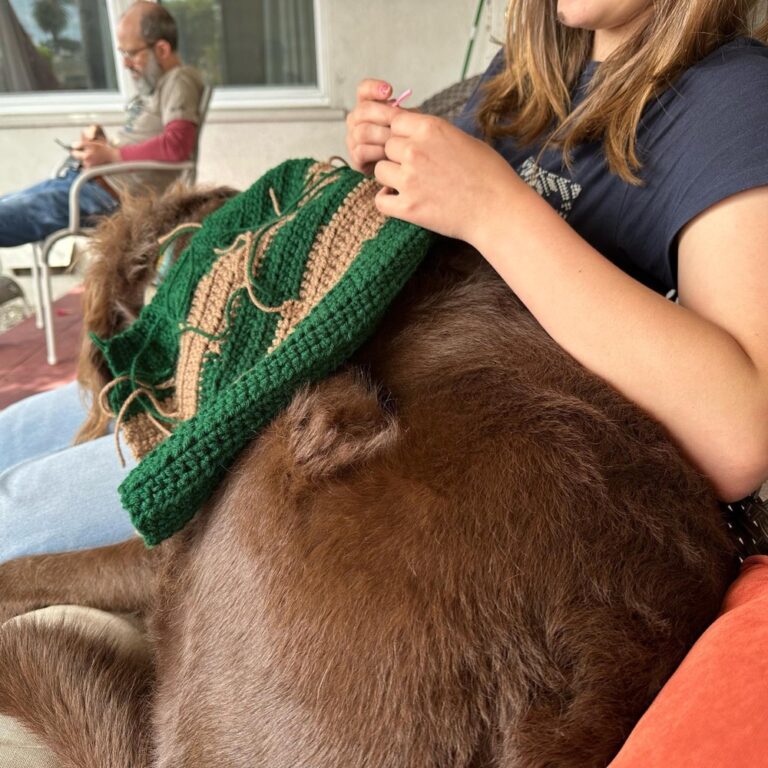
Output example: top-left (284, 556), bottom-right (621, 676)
top-left (49, 156), bottom-right (72, 179)
top-left (68, 160), bottom-right (194, 231)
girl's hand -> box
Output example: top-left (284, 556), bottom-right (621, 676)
top-left (374, 111), bottom-right (522, 246)
top-left (345, 79), bottom-right (400, 175)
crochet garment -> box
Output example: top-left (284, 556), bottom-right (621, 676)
top-left (94, 158), bottom-right (433, 546)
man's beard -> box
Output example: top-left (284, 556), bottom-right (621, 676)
top-left (135, 52), bottom-right (163, 96)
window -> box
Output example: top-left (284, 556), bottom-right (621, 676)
top-left (0, 0), bottom-right (323, 112)
top-left (0, 0), bottom-right (117, 93)
top-left (166, 0), bottom-right (317, 88)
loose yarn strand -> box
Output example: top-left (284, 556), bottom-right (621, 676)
top-left (243, 225), bottom-right (294, 313)
top-left (98, 375), bottom-right (130, 418)
top-left (98, 375), bottom-right (176, 418)
top-left (154, 222), bottom-right (205, 275)
top-left (177, 289), bottom-right (245, 341)
top-left (111, 386), bottom-right (178, 466)
top-left (240, 167), bottom-right (348, 310)
top-left (98, 375), bottom-right (178, 465)
top-left (269, 187), bottom-right (282, 216)
top-left (157, 222), bottom-right (204, 250)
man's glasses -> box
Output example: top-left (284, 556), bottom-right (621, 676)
top-left (117, 43), bottom-right (154, 60)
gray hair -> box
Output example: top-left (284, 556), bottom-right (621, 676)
top-left (140, 4), bottom-right (178, 51)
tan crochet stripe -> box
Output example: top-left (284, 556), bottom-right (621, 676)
top-left (269, 178), bottom-right (385, 352)
top-left (175, 229), bottom-right (275, 420)
top-left (304, 160), bottom-right (342, 194)
top-left (174, 160), bottom-right (331, 420)
top-left (122, 398), bottom-right (176, 461)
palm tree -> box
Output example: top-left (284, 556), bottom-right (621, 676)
top-left (33, 0), bottom-right (71, 53)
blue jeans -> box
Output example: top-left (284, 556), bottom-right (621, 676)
top-left (0, 166), bottom-right (118, 248)
top-left (0, 382), bottom-right (137, 564)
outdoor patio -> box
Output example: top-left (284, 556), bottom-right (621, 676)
top-left (0, 281), bottom-right (81, 410)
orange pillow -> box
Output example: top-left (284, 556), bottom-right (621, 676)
top-left (609, 555), bottom-right (768, 768)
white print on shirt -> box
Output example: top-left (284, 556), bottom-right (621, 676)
top-left (517, 157), bottom-right (583, 220)
top-left (123, 95), bottom-right (146, 135)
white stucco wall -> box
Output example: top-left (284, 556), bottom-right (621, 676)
top-left (0, 0), bottom-right (503, 196)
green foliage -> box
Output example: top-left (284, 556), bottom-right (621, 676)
top-left (36, 44), bottom-right (54, 64)
top-left (33, 0), bottom-right (68, 48)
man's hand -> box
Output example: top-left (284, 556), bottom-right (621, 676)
top-left (71, 140), bottom-right (121, 169)
top-left (81, 124), bottom-right (106, 143)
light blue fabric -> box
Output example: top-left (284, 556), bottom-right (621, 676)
top-left (0, 382), bottom-right (137, 564)
top-left (0, 166), bottom-right (118, 248)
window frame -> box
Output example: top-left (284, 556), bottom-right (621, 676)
top-left (0, 0), bottom-right (329, 116)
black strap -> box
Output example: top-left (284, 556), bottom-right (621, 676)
top-left (722, 493), bottom-right (768, 561)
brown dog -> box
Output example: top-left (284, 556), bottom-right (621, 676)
top-left (0, 187), bottom-right (734, 767)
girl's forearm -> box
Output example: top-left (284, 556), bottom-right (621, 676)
top-left (470, 180), bottom-right (768, 500)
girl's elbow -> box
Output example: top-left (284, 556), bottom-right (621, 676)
top-left (709, 442), bottom-right (768, 503)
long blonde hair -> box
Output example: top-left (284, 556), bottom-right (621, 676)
top-left (477, 0), bottom-right (768, 184)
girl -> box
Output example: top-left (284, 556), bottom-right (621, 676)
top-left (347, 0), bottom-right (768, 504)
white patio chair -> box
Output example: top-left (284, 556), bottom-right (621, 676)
top-left (35, 84), bottom-right (212, 365)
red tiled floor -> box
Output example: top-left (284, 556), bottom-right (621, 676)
top-left (0, 285), bottom-right (83, 410)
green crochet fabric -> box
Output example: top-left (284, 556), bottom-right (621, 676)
top-left (93, 158), bottom-right (433, 546)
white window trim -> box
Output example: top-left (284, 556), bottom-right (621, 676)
top-left (0, 0), bottom-right (329, 116)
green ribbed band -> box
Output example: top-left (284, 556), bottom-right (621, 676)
top-left (92, 158), bottom-right (433, 546)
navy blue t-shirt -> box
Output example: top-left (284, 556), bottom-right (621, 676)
top-left (453, 37), bottom-right (768, 294)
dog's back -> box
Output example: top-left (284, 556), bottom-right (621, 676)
top-left (142, 244), bottom-right (733, 767)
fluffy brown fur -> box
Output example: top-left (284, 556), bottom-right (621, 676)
top-left (0, 611), bottom-right (153, 768)
top-left (0, 190), bottom-right (736, 767)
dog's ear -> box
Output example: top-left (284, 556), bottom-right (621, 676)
top-left (282, 369), bottom-right (399, 479)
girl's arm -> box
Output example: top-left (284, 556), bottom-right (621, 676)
top-left (374, 112), bottom-right (768, 501)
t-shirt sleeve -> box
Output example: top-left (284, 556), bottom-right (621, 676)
top-left (661, 52), bottom-right (768, 271)
top-left (160, 68), bottom-right (203, 126)
top-left (616, 44), bottom-right (768, 290)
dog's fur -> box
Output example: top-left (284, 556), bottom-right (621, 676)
top-left (0, 186), bottom-right (735, 767)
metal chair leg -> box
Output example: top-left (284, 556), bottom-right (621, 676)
top-left (39, 242), bottom-right (57, 366)
top-left (31, 243), bottom-right (44, 329)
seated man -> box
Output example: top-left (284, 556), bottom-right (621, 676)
top-left (0, 1), bottom-right (203, 248)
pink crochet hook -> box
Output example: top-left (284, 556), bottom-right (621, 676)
top-left (391, 88), bottom-right (413, 107)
